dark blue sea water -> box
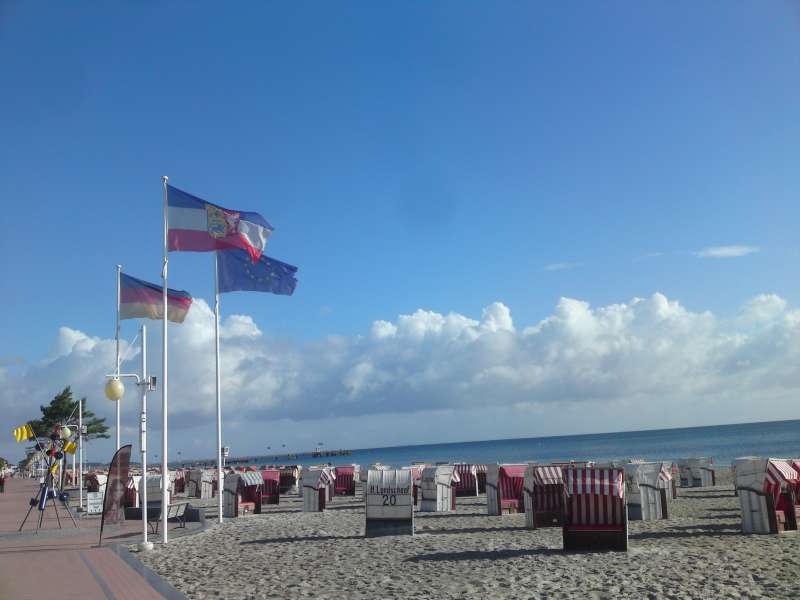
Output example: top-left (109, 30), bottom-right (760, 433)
top-left (236, 420), bottom-right (799, 468)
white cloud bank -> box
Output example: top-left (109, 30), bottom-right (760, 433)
top-left (696, 245), bottom-right (760, 258)
top-left (2, 292), bottom-right (800, 460)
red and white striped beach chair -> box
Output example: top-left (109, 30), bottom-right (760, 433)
top-left (486, 464), bottom-right (526, 515)
top-left (524, 465), bottom-right (564, 528)
top-left (562, 467), bottom-right (628, 551)
top-left (261, 469), bottom-right (280, 505)
top-left (735, 458), bottom-right (799, 534)
top-left (124, 475), bottom-right (140, 508)
top-left (453, 464), bottom-right (478, 497)
top-left (334, 466), bottom-right (356, 496)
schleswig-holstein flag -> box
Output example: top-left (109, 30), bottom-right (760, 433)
top-left (167, 185), bottom-right (273, 262)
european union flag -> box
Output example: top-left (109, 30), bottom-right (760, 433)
top-left (217, 248), bottom-right (298, 295)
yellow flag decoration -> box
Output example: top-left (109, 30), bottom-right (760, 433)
top-left (13, 423), bottom-right (34, 443)
top-left (49, 462), bottom-right (60, 474)
top-left (63, 440), bottom-right (77, 455)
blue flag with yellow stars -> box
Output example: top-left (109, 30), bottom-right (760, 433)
top-left (217, 248), bottom-right (298, 295)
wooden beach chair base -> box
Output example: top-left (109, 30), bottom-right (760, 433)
top-left (562, 525), bottom-right (628, 552)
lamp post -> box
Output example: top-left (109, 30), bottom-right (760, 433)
top-left (104, 323), bottom-right (155, 552)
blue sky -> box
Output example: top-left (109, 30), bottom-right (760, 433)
top-left (1, 2), bottom-right (799, 461)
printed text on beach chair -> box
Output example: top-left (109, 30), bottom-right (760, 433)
top-left (735, 457), bottom-right (798, 534)
top-left (524, 465), bottom-right (564, 528)
top-left (261, 469), bottom-right (280, 505)
top-left (562, 467), bottom-right (628, 552)
top-left (334, 466), bottom-right (356, 496)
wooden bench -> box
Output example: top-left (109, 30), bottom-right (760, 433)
top-left (146, 501), bottom-right (189, 534)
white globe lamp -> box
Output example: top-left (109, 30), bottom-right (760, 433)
top-left (105, 378), bottom-right (125, 402)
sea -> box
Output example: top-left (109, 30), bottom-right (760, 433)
top-left (231, 419), bottom-right (800, 469)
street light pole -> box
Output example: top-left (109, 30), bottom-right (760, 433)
top-left (139, 324), bottom-right (153, 552)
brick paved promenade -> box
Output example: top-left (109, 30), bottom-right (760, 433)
top-left (0, 477), bottom-right (186, 599)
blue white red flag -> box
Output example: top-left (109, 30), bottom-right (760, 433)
top-left (217, 248), bottom-right (298, 296)
top-left (167, 185), bottom-right (273, 262)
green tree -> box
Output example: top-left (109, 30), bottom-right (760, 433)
top-left (31, 386), bottom-right (109, 441)
top-left (0, 457), bottom-right (7, 469)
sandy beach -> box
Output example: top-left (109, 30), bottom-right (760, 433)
top-left (132, 468), bottom-right (799, 599)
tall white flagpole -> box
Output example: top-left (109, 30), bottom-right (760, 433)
top-left (115, 264), bottom-right (122, 451)
top-left (214, 252), bottom-right (223, 524)
top-left (161, 175), bottom-right (169, 543)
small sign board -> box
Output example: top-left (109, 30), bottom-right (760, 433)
top-left (365, 469), bottom-right (413, 537)
top-left (86, 491), bottom-right (103, 515)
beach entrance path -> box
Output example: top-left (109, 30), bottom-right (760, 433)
top-left (0, 477), bottom-right (184, 600)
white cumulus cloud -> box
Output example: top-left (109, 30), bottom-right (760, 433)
top-left (3, 292), bottom-right (800, 461)
top-left (696, 245), bottom-right (760, 258)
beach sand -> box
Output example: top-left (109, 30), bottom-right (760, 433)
top-left (135, 468), bottom-right (800, 599)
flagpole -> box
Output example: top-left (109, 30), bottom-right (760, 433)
top-left (161, 175), bottom-right (169, 543)
top-left (115, 264), bottom-right (122, 451)
top-left (214, 252), bottom-right (223, 524)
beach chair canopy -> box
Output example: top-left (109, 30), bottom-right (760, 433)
top-left (240, 472), bottom-right (263, 487)
top-left (533, 466), bottom-right (563, 486)
top-left (565, 467), bottom-right (624, 498)
top-left (499, 465), bottom-right (527, 479)
top-left (303, 469), bottom-right (330, 488)
top-left (765, 459), bottom-right (799, 494)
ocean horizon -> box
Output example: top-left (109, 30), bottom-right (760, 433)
top-left (225, 418), bottom-right (800, 469)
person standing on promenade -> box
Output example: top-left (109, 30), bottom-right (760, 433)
top-left (0, 472), bottom-right (5, 493)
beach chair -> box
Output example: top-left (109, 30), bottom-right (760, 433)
top-left (279, 466), bottom-right (300, 495)
top-left (562, 467), bottom-right (628, 551)
top-left (173, 470), bottom-right (185, 494)
top-left (486, 464), bottom-right (526, 515)
top-left (453, 464), bottom-right (479, 497)
top-left (139, 474), bottom-right (173, 507)
top-left (677, 458), bottom-right (715, 487)
top-left (624, 462), bottom-right (669, 521)
top-left (523, 464), bottom-right (564, 528)
top-left (124, 475), bottom-right (141, 508)
top-left (302, 469), bottom-right (330, 512)
top-left (735, 457), bottom-right (798, 534)
top-left (223, 472), bottom-right (262, 518)
top-left (261, 469), bottom-right (280, 505)
top-left (334, 466), bottom-right (356, 496)
top-left (419, 465), bottom-right (459, 512)
top-left (365, 469), bottom-right (414, 536)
